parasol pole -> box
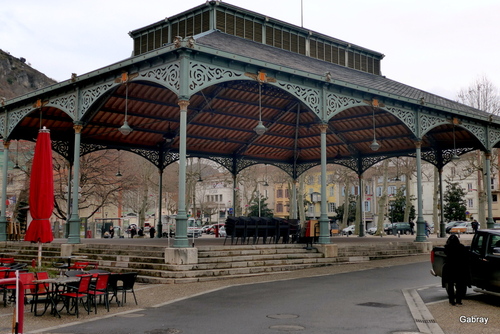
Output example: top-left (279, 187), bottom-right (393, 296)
top-left (38, 242), bottom-right (42, 269)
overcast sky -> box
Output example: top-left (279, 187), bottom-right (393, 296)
top-left (1, 0), bottom-right (499, 101)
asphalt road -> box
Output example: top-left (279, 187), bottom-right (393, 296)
top-left (43, 261), bottom-right (438, 334)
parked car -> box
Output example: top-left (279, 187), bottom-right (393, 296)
top-left (368, 223), bottom-right (391, 235)
top-left (450, 221), bottom-right (473, 234)
top-left (385, 222), bottom-right (411, 235)
top-left (201, 225), bottom-right (212, 234)
top-left (342, 225), bottom-right (355, 235)
top-left (208, 223), bottom-right (225, 235)
top-left (431, 229), bottom-right (500, 295)
top-left (218, 226), bottom-right (227, 237)
top-left (445, 221), bottom-right (465, 234)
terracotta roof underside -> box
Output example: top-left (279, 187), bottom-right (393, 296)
top-left (9, 31), bottom-right (493, 173)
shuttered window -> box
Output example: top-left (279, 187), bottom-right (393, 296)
top-left (347, 50), bottom-right (355, 68)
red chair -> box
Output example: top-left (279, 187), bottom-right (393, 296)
top-left (2, 270), bottom-right (18, 306)
top-left (87, 273), bottom-right (110, 313)
top-left (67, 262), bottom-right (89, 271)
top-left (59, 275), bottom-right (92, 318)
top-left (32, 272), bottom-right (54, 316)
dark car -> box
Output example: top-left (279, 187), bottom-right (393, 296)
top-left (386, 222), bottom-right (412, 235)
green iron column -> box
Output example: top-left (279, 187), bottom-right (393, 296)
top-left (414, 140), bottom-right (427, 242)
top-left (291, 180), bottom-right (298, 220)
top-left (174, 100), bottom-right (189, 248)
top-left (358, 173), bottom-right (365, 237)
top-left (485, 152), bottom-right (494, 229)
top-left (318, 123), bottom-right (330, 244)
top-left (67, 123), bottom-right (83, 244)
top-left (157, 169), bottom-right (163, 238)
top-left (438, 167), bottom-right (446, 238)
top-left (0, 141), bottom-right (10, 241)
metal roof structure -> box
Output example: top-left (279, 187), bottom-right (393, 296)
top-left (1, 2), bottom-right (499, 246)
top-left (4, 29), bottom-right (497, 176)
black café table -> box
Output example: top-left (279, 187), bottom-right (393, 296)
top-left (51, 256), bottom-right (88, 272)
top-left (33, 276), bottom-right (81, 317)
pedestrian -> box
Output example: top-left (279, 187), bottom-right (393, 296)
top-left (471, 219), bottom-right (479, 233)
top-left (131, 226), bottom-right (137, 238)
top-left (109, 226), bottom-right (114, 238)
top-left (443, 234), bottom-right (469, 305)
top-left (149, 226), bottom-right (156, 238)
top-left (138, 227), bottom-right (144, 237)
top-left (425, 221), bottom-right (430, 237)
top-left (409, 220), bottom-right (415, 235)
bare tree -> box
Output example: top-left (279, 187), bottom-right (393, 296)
top-left (457, 76), bottom-right (500, 115)
top-left (457, 76), bottom-right (500, 227)
top-left (53, 150), bottom-right (127, 221)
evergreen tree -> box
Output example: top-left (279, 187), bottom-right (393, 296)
top-left (387, 187), bottom-right (416, 223)
top-left (334, 194), bottom-right (357, 223)
top-left (247, 195), bottom-right (273, 217)
top-left (443, 182), bottom-right (467, 221)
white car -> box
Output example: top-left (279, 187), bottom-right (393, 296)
top-left (366, 226), bottom-right (377, 235)
top-left (342, 225), bottom-right (355, 235)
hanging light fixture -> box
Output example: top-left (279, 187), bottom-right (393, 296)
top-left (13, 140), bottom-right (20, 170)
top-left (119, 82), bottom-right (133, 135)
top-left (370, 107), bottom-right (380, 151)
top-left (452, 124), bottom-right (460, 161)
top-left (254, 83), bottom-right (267, 136)
top-left (116, 150), bottom-right (123, 176)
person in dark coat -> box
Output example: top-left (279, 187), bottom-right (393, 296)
top-left (471, 220), bottom-right (479, 233)
top-left (149, 226), bottom-right (156, 238)
top-left (443, 234), bottom-right (469, 305)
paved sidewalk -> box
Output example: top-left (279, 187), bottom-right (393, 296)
top-left (2, 233), bottom-right (491, 334)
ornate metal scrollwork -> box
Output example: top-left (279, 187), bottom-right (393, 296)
top-left (81, 83), bottom-right (114, 116)
top-left (52, 140), bottom-right (72, 161)
top-left (461, 122), bottom-right (486, 149)
top-left (386, 106), bottom-right (417, 135)
top-left (8, 106), bottom-right (33, 136)
top-left (278, 82), bottom-right (321, 116)
top-left (0, 114), bottom-right (5, 138)
top-left (419, 113), bottom-right (448, 136)
top-left (47, 94), bottom-right (77, 119)
top-left (488, 128), bottom-right (500, 149)
top-left (189, 63), bottom-right (243, 93)
top-left (140, 62), bottom-right (180, 93)
top-left (325, 93), bottom-right (362, 117)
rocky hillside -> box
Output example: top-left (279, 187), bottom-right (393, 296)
top-left (0, 49), bottom-right (57, 101)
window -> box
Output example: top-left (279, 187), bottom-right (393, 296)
top-left (468, 198), bottom-right (474, 208)
top-left (493, 194), bottom-right (498, 202)
top-left (276, 203), bottom-right (283, 213)
top-left (376, 187), bottom-right (382, 197)
top-left (277, 189), bottom-right (284, 198)
top-left (364, 201), bottom-right (370, 212)
top-left (467, 183), bottom-right (473, 192)
top-left (388, 186), bottom-right (397, 196)
top-left (328, 202), bottom-right (336, 213)
top-left (329, 186), bottom-right (335, 197)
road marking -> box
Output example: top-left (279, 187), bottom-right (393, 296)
top-left (403, 288), bottom-right (445, 334)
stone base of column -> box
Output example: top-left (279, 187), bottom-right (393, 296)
top-left (165, 247), bottom-right (198, 265)
top-left (61, 243), bottom-right (85, 257)
top-left (412, 241), bottom-right (433, 252)
top-left (315, 244), bottom-right (338, 258)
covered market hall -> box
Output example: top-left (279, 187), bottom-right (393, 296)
top-left (1, 1), bottom-right (499, 255)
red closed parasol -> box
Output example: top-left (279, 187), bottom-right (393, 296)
top-left (24, 127), bottom-right (54, 265)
